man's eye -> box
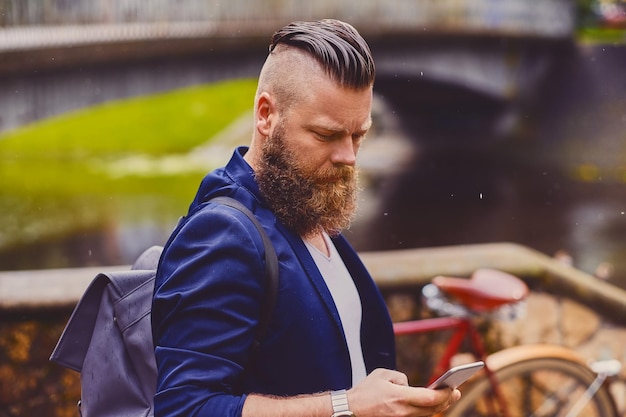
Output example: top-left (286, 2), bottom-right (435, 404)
top-left (316, 132), bottom-right (334, 140)
top-left (352, 133), bottom-right (366, 143)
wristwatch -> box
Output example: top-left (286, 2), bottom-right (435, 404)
top-left (330, 389), bottom-right (355, 417)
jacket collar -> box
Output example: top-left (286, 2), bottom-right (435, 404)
top-left (224, 146), bottom-right (262, 200)
top-left (191, 146), bottom-right (264, 212)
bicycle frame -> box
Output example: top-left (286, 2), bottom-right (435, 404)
top-left (394, 317), bottom-right (475, 382)
top-left (394, 316), bottom-right (511, 416)
top-left (394, 271), bottom-right (621, 417)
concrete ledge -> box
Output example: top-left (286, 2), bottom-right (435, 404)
top-left (3, 242), bottom-right (626, 325)
top-left (0, 264), bottom-right (127, 310)
top-left (362, 242), bottom-right (626, 324)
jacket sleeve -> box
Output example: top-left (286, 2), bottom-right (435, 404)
top-left (152, 203), bottom-right (268, 417)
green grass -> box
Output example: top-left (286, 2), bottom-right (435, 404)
top-left (577, 27), bottom-right (626, 44)
top-left (0, 78), bottom-right (257, 193)
top-left (0, 79), bottom-right (257, 255)
top-left (0, 78), bottom-right (257, 160)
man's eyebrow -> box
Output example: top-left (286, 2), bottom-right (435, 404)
top-left (359, 119), bottom-right (373, 132)
top-left (310, 118), bottom-right (372, 134)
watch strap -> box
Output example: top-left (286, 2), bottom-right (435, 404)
top-left (330, 389), bottom-right (354, 417)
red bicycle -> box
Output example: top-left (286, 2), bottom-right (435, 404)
top-left (393, 268), bottom-right (621, 417)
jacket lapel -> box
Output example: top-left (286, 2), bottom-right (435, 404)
top-left (277, 223), bottom-right (344, 333)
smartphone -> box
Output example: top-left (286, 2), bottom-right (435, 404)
top-left (428, 361), bottom-right (485, 390)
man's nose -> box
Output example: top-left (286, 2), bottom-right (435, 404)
top-left (331, 136), bottom-right (358, 166)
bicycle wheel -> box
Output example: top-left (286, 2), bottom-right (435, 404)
top-left (446, 356), bottom-right (618, 417)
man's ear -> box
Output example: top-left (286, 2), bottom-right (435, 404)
top-left (255, 92), bottom-right (275, 137)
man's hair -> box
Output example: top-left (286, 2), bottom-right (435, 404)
top-left (269, 19), bottom-right (375, 89)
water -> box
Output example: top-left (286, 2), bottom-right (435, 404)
top-left (347, 44), bottom-right (626, 288)
top-left (352, 143), bottom-right (626, 287)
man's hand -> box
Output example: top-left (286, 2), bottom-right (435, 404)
top-left (348, 368), bottom-right (462, 417)
top-left (243, 368), bottom-right (461, 417)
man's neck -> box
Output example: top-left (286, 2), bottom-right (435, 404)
top-left (304, 232), bottom-right (329, 257)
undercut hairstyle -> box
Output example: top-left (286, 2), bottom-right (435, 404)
top-left (269, 19), bottom-right (375, 89)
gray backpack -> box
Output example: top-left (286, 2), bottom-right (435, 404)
top-left (50, 196), bottom-right (279, 417)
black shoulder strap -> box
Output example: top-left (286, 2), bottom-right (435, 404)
top-left (210, 196), bottom-right (279, 351)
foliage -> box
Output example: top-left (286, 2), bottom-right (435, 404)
top-left (575, 0), bottom-right (626, 43)
top-left (577, 26), bottom-right (626, 43)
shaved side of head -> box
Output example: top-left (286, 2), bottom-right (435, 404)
top-left (255, 19), bottom-right (376, 116)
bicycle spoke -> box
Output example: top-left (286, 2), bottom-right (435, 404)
top-left (528, 380), bottom-right (580, 417)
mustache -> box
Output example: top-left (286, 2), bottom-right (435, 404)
top-left (312, 165), bottom-right (357, 184)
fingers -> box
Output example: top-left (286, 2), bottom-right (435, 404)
top-left (407, 387), bottom-right (461, 415)
top-left (451, 388), bottom-right (462, 402)
top-left (351, 369), bottom-right (462, 417)
top-left (369, 367), bottom-right (409, 386)
top-left (404, 386), bottom-right (451, 407)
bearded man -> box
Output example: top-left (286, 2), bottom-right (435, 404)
top-left (152, 19), bottom-right (460, 417)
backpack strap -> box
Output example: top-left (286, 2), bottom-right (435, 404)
top-left (209, 196), bottom-right (279, 351)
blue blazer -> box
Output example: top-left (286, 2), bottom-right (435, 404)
top-left (152, 147), bottom-right (396, 417)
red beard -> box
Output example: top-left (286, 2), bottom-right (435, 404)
top-left (255, 126), bottom-right (359, 237)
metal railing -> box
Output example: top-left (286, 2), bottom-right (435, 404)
top-left (0, 0), bottom-right (574, 38)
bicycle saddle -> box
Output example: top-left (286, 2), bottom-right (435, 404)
top-left (432, 268), bottom-right (528, 312)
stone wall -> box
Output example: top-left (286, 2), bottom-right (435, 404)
top-left (0, 312), bottom-right (80, 417)
top-left (2, 289), bottom-right (626, 416)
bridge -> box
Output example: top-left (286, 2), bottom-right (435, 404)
top-left (0, 0), bottom-right (577, 139)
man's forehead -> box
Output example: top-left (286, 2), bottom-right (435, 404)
top-left (308, 113), bottom-right (372, 133)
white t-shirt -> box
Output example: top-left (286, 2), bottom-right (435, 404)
top-left (304, 233), bottom-right (367, 385)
